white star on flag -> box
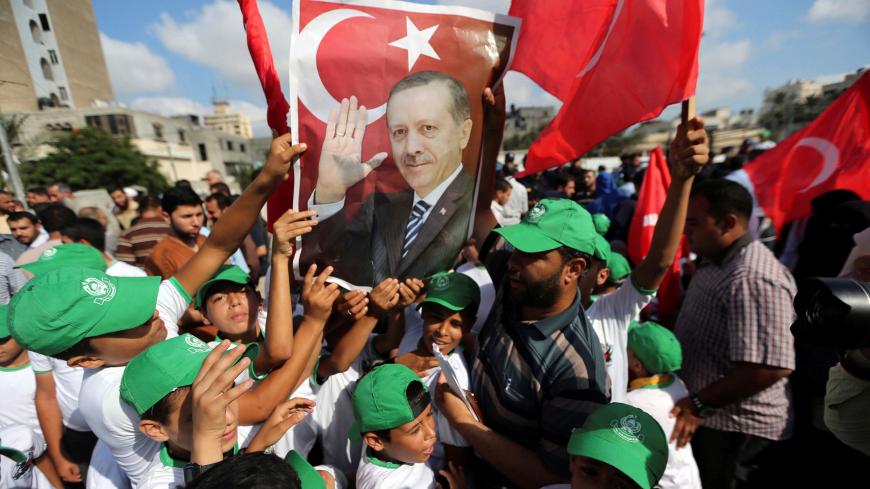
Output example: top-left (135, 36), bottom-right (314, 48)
top-left (389, 17), bottom-right (440, 71)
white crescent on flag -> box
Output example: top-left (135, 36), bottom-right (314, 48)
top-left (796, 137), bottom-right (840, 192)
top-left (294, 8), bottom-right (388, 125)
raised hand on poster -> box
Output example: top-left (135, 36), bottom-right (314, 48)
top-left (315, 96), bottom-right (388, 204)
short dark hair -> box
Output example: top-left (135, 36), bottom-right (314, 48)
top-left (106, 184), bottom-right (124, 194)
top-left (210, 182), bottom-right (231, 197)
top-left (388, 71), bottom-right (470, 124)
top-left (52, 338), bottom-right (96, 362)
top-left (174, 179), bottom-right (192, 190)
top-left (370, 379), bottom-right (430, 442)
top-left (205, 193), bottom-right (231, 210)
top-left (161, 187), bottom-right (202, 215)
top-left (555, 172), bottom-right (575, 189)
top-left (185, 452), bottom-right (302, 489)
top-left (36, 204), bottom-right (77, 233)
top-left (63, 218), bottom-right (106, 252)
top-left (50, 182), bottom-right (72, 193)
top-left (27, 187), bottom-right (49, 197)
top-left (140, 387), bottom-right (189, 425)
top-left (495, 178), bottom-right (512, 193)
top-left (690, 179), bottom-right (753, 222)
top-left (7, 211), bottom-right (38, 225)
top-left (137, 194), bottom-right (162, 212)
top-left (558, 245), bottom-right (592, 269)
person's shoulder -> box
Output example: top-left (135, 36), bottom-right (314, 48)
top-left (138, 459), bottom-right (184, 489)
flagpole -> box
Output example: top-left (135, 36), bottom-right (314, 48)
top-left (680, 96), bottom-right (696, 128)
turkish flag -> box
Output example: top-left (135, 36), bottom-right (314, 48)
top-left (511, 0), bottom-right (703, 175)
top-left (628, 146), bottom-right (683, 317)
top-left (743, 71), bottom-right (870, 230)
top-left (269, 0), bottom-right (519, 226)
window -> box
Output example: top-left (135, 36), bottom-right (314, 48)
top-left (48, 49), bottom-right (58, 64)
top-left (177, 129), bottom-right (186, 143)
top-left (38, 13), bottom-right (50, 31)
top-left (198, 143), bottom-right (208, 161)
top-left (239, 143), bottom-right (246, 153)
top-left (152, 123), bottom-right (164, 140)
top-left (226, 140), bottom-right (234, 151)
top-left (40, 58), bottom-right (53, 80)
top-left (58, 86), bottom-right (67, 100)
top-left (29, 20), bottom-right (42, 43)
top-left (85, 114), bottom-right (132, 136)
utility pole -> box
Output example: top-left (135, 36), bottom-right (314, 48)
top-left (0, 120), bottom-right (26, 202)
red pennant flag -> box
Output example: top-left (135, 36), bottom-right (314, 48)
top-left (743, 71), bottom-right (870, 230)
top-left (238, 0), bottom-right (290, 136)
top-left (628, 146), bottom-right (683, 317)
top-left (511, 0), bottom-right (703, 176)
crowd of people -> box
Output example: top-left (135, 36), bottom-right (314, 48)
top-left (0, 113), bottom-right (868, 489)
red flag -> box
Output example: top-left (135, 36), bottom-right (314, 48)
top-left (238, 0), bottom-right (289, 135)
top-left (743, 71), bottom-right (870, 230)
top-left (628, 146), bottom-right (683, 316)
top-left (511, 0), bottom-right (703, 176)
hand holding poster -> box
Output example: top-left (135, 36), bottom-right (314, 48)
top-left (282, 0), bottom-right (519, 288)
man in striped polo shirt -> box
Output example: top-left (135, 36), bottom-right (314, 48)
top-left (436, 198), bottom-right (611, 488)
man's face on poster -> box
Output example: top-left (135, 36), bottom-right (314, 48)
top-left (386, 81), bottom-right (472, 198)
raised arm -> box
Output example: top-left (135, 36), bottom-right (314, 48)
top-left (175, 134), bottom-right (306, 296)
top-left (632, 117), bottom-right (709, 291)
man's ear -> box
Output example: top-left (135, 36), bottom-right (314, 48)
top-left (597, 268), bottom-right (611, 287)
top-left (139, 420), bottom-right (170, 443)
top-left (161, 211), bottom-right (171, 223)
top-left (363, 433), bottom-right (386, 452)
top-left (718, 213), bottom-right (740, 235)
top-left (563, 257), bottom-right (587, 284)
top-left (67, 355), bottom-right (105, 369)
top-left (459, 118), bottom-right (473, 150)
top-left (199, 309), bottom-right (212, 326)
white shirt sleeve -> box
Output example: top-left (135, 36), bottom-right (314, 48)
top-left (29, 351), bottom-right (53, 373)
top-left (589, 279), bottom-right (655, 330)
top-left (307, 191), bottom-right (346, 221)
top-left (155, 278), bottom-right (191, 339)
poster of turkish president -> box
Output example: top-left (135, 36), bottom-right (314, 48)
top-left (283, 0), bottom-right (520, 288)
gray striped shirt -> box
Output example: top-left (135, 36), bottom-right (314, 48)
top-left (0, 252), bottom-right (25, 305)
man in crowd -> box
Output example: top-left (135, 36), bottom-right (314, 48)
top-left (26, 187), bottom-right (52, 209)
top-left (672, 179), bottom-right (797, 489)
top-left (47, 182), bottom-right (76, 207)
top-left (575, 169), bottom-right (597, 202)
top-left (7, 211), bottom-right (48, 249)
top-left (145, 187), bottom-right (206, 278)
top-left (501, 159), bottom-right (529, 223)
top-left (305, 70), bottom-right (476, 287)
top-left (205, 169), bottom-right (223, 187)
top-left (204, 193), bottom-right (260, 280)
top-left (0, 190), bottom-right (15, 234)
top-left (15, 204), bottom-right (76, 265)
top-left (115, 194), bottom-right (170, 269)
top-left (108, 185), bottom-right (138, 230)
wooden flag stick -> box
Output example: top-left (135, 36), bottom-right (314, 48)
top-left (681, 96), bottom-right (696, 128)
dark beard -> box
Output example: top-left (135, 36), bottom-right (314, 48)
top-left (512, 269), bottom-right (562, 309)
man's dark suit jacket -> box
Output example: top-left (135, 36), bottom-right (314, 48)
top-left (301, 169), bottom-right (475, 287)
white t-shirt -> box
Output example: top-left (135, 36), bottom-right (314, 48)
top-left (586, 280), bottom-right (654, 403)
top-left (107, 261), bottom-right (147, 278)
top-left (625, 376), bottom-right (702, 489)
top-left (86, 440), bottom-right (131, 489)
top-left (78, 279), bottom-right (188, 487)
top-left (0, 424), bottom-right (53, 489)
top-left (29, 351), bottom-right (89, 432)
top-left (0, 362), bottom-right (42, 436)
top-left (356, 453), bottom-right (435, 489)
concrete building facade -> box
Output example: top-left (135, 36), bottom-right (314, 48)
top-left (203, 100), bottom-right (253, 139)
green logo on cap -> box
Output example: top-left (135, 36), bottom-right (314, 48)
top-left (611, 414), bottom-right (645, 443)
top-left (81, 277), bottom-right (116, 305)
top-left (184, 335), bottom-right (210, 353)
top-left (526, 203), bottom-right (546, 223)
top-left (432, 275), bottom-right (450, 291)
top-left (42, 248), bottom-right (58, 259)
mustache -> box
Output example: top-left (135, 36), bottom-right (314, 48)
top-left (401, 155), bottom-right (433, 166)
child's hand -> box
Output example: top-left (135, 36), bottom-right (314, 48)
top-left (301, 264), bottom-right (340, 323)
top-left (397, 278), bottom-right (425, 308)
top-left (367, 278), bottom-right (400, 317)
top-left (272, 209), bottom-right (318, 257)
top-left (336, 289), bottom-right (369, 322)
top-left (246, 398), bottom-right (315, 452)
top-left (191, 341), bottom-right (254, 464)
top-left (437, 461), bottom-right (466, 489)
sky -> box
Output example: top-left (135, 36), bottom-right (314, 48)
top-left (92, 0), bottom-right (870, 136)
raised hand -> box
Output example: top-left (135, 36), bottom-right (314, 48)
top-left (301, 264), bottom-right (341, 323)
top-left (336, 289), bottom-right (369, 323)
top-left (397, 278), bottom-right (425, 308)
top-left (367, 278), bottom-right (401, 318)
top-left (272, 209), bottom-right (318, 257)
top-left (315, 96), bottom-right (388, 204)
top-left (262, 133), bottom-right (307, 184)
top-left (669, 116), bottom-right (710, 179)
top-left (246, 397), bottom-right (316, 452)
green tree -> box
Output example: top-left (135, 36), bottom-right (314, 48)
top-left (20, 127), bottom-right (168, 192)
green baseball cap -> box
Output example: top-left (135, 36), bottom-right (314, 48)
top-left (120, 334), bottom-right (259, 415)
top-left (606, 252), bottom-right (631, 284)
top-left (628, 321), bottom-right (682, 374)
top-left (568, 403), bottom-right (668, 489)
top-left (420, 272), bottom-right (480, 313)
top-left (20, 243), bottom-right (107, 276)
top-left (0, 305), bottom-right (9, 338)
top-left (592, 213), bottom-right (611, 236)
top-left (195, 265), bottom-right (252, 308)
top-left (353, 363), bottom-right (428, 433)
top-left (495, 199), bottom-right (609, 261)
top-left (284, 450), bottom-right (326, 489)
top-left (8, 267), bottom-right (161, 356)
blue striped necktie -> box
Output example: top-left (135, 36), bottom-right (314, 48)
top-left (402, 200), bottom-right (431, 258)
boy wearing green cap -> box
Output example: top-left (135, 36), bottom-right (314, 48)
top-left (540, 403), bottom-right (668, 489)
top-left (625, 322), bottom-right (700, 489)
top-left (7, 133), bottom-right (309, 486)
top-left (354, 363), bottom-right (462, 489)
